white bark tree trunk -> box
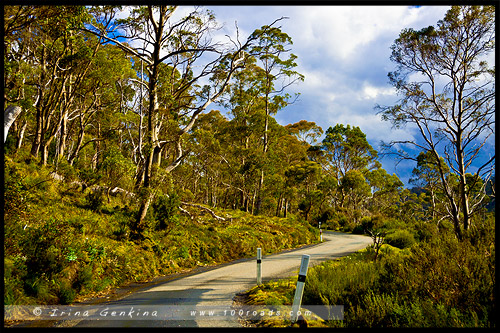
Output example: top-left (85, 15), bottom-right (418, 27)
top-left (4, 105), bottom-right (22, 142)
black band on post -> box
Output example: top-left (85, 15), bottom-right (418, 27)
top-left (298, 274), bottom-right (306, 283)
top-left (257, 259), bottom-right (262, 264)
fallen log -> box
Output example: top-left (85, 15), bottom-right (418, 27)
top-left (180, 202), bottom-right (227, 221)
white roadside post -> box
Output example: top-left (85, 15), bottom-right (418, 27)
top-left (257, 248), bottom-right (262, 285)
top-left (319, 222), bottom-right (322, 242)
top-left (291, 254), bottom-right (310, 323)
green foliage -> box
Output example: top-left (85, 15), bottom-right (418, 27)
top-left (384, 229), bottom-right (416, 249)
top-left (85, 190), bottom-right (105, 212)
top-left (152, 193), bottom-right (180, 232)
top-left (56, 159), bottom-right (78, 182)
top-left (3, 158), bottom-right (318, 306)
top-left (321, 124), bottom-right (379, 177)
top-left (4, 158), bottom-right (32, 224)
top-left (246, 280), bottom-right (296, 306)
top-left (303, 250), bottom-right (381, 307)
top-left (242, 213), bottom-right (495, 328)
top-left (99, 146), bottom-right (135, 190)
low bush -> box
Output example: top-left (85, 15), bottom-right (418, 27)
top-left (152, 192), bottom-right (180, 232)
top-left (85, 190), bottom-right (105, 212)
top-left (384, 229), bottom-right (416, 249)
top-left (244, 214), bottom-right (495, 328)
top-left (4, 159), bottom-right (318, 305)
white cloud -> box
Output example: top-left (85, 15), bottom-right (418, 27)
top-left (283, 6), bottom-right (438, 62)
top-left (360, 83), bottom-right (396, 101)
top-left (196, 5), bottom-right (466, 183)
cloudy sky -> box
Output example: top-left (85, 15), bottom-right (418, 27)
top-left (116, 4), bottom-right (494, 186)
top-left (202, 5), bottom-right (454, 184)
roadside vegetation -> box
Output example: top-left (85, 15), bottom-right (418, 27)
top-left (4, 154), bottom-right (318, 305)
top-left (242, 214), bottom-right (495, 327)
top-left (236, 6), bottom-right (497, 328)
top-left (3, 5), bottom-right (495, 328)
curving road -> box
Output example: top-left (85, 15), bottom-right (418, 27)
top-left (56, 231), bottom-right (372, 328)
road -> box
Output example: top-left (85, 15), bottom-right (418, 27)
top-left (56, 231), bottom-right (372, 328)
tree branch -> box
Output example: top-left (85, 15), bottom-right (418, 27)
top-left (180, 202), bottom-right (227, 221)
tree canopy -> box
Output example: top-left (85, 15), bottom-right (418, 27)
top-left (4, 5), bottom-right (494, 239)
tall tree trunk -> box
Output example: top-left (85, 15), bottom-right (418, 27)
top-left (92, 123), bottom-right (101, 170)
top-left (276, 194), bottom-right (283, 217)
top-left (460, 175), bottom-right (470, 232)
top-left (15, 120), bottom-right (27, 152)
top-left (57, 112), bottom-right (68, 161)
top-left (68, 121), bottom-right (85, 165)
top-left (135, 8), bottom-right (164, 229)
top-left (4, 105), bottom-right (22, 142)
top-left (134, 191), bottom-right (155, 237)
top-left (31, 48), bottom-right (46, 158)
top-left (254, 169), bottom-right (265, 215)
top-left (429, 187), bottom-right (436, 221)
top-left (31, 104), bottom-right (43, 158)
top-left (254, 93), bottom-right (270, 215)
top-left (450, 200), bottom-right (463, 240)
top-left (134, 161), bottom-right (145, 190)
top-left (457, 143), bottom-right (470, 233)
top-left (40, 136), bottom-right (54, 166)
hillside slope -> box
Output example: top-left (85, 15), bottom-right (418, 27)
top-left (4, 156), bottom-right (318, 305)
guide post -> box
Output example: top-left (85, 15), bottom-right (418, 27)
top-left (291, 254), bottom-right (310, 322)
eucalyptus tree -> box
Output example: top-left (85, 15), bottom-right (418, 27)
top-left (366, 168), bottom-right (404, 216)
top-left (378, 6), bottom-right (495, 239)
top-left (273, 130), bottom-right (310, 216)
top-left (36, 7), bottom-right (96, 165)
top-left (409, 151), bottom-right (451, 222)
top-left (340, 169), bottom-right (371, 218)
top-left (247, 21), bottom-right (304, 215)
top-left (285, 160), bottom-right (322, 221)
top-left (4, 6), bottom-right (45, 146)
top-left (285, 120), bottom-right (323, 145)
top-left (4, 6), bottom-right (54, 112)
top-left (321, 124), bottom-right (380, 181)
top-left (66, 42), bottom-right (137, 168)
top-left (211, 56), bottom-right (267, 211)
top-left (86, 5), bottom-right (292, 230)
top-left (4, 6), bottom-right (96, 164)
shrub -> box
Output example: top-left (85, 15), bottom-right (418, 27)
top-left (152, 193), bottom-right (180, 232)
top-left (56, 159), bottom-right (77, 182)
top-left (21, 218), bottom-right (70, 276)
top-left (360, 215), bottom-right (385, 232)
top-left (99, 146), bottom-right (135, 191)
top-left (384, 230), bottom-right (416, 249)
top-left (74, 264), bottom-right (94, 292)
top-left (85, 190), bottom-right (105, 212)
top-left (56, 280), bottom-right (77, 304)
top-left (303, 252), bottom-right (381, 307)
top-left (413, 221), bottom-right (438, 242)
top-left (300, 220), bottom-right (495, 327)
top-left (4, 159), bottom-right (32, 230)
top-left (315, 208), bottom-right (334, 227)
top-left (331, 209), bottom-right (348, 228)
top-left (351, 224), bottom-right (365, 234)
top-left (23, 276), bottom-right (54, 303)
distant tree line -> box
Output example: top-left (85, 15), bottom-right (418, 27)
top-left (4, 5), bottom-right (494, 239)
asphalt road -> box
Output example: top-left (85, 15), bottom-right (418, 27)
top-left (57, 231), bottom-right (372, 328)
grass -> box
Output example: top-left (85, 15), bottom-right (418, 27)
top-left (240, 221), bottom-right (495, 328)
top-left (4, 156), bottom-right (319, 306)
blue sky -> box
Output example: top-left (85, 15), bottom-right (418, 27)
top-left (203, 5), bottom-right (455, 185)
